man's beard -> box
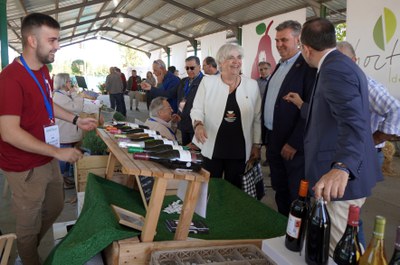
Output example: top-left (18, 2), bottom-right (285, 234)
top-left (36, 49), bottom-right (55, 65)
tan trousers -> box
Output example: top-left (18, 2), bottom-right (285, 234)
top-left (128, 91), bottom-right (140, 109)
top-left (326, 197), bottom-right (366, 256)
top-left (5, 159), bottom-right (64, 265)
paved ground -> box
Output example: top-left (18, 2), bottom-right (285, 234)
top-left (1, 99), bottom-right (399, 263)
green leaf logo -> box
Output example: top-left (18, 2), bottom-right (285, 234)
top-left (256, 23), bottom-right (266, 35)
top-left (373, 7), bottom-right (397, 51)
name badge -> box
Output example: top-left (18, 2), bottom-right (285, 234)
top-left (44, 124), bottom-right (60, 148)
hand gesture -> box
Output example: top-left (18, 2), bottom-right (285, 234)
top-left (280, 143), bottom-right (297, 160)
top-left (313, 168), bottom-right (349, 202)
top-left (194, 124), bottom-right (207, 144)
top-left (283, 92), bottom-right (304, 109)
top-left (140, 81), bottom-right (151, 91)
top-left (54, 147), bottom-right (83, 163)
top-left (77, 117), bottom-right (98, 131)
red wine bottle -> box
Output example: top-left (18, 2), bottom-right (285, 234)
top-left (285, 179), bottom-right (309, 252)
top-left (133, 150), bottom-right (203, 171)
top-left (305, 197), bottom-right (331, 265)
top-left (389, 226), bottom-right (400, 265)
top-left (359, 215), bottom-right (388, 265)
top-left (333, 205), bottom-right (363, 265)
top-left (128, 145), bottom-right (189, 153)
top-left (118, 139), bottom-right (177, 149)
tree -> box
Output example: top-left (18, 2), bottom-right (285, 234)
top-left (335, 23), bottom-right (346, 41)
top-left (71, 59), bottom-right (85, 75)
top-left (119, 46), bottom-right (145, 69)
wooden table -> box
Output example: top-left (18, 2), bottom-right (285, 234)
top-left (97, 128), bottom-right (210, 242)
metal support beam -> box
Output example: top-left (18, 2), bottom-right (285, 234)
top-left (320, 5), bottom-right (327, 18)
top-left (166, 47), bottom-right (170, 67)
top-left (0, 0), bottom-right (9, 69)
top-left (193, 39), bottom-right (198, 56)
top-left (237, 27), bottom-right (242, 46)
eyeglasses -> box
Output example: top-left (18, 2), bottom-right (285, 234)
top-left (185, 66), bottom-right (196, 71)
top-left (66, 80), bottom-right (72, 83)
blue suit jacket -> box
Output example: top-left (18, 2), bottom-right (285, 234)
top-left (304, 50), bottom-right (382, 200)
top-left (261, 54), bottom-right (317, 154)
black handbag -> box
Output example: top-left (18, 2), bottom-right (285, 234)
top-left (241, 159), bottom-right (265, 200)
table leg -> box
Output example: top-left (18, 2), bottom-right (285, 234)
top-left (106, 153), bottom-right (117, 180)
top-left (174, 180), bottom-right (202, 240)
top-left (141, 177), bottom-right (168, 242)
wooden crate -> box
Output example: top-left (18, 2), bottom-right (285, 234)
top-left (74, 155), bottom-right (125, 192)
top-left (103, 237), bottom-right (263, 265)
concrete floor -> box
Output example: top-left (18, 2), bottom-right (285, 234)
top-left (1, 99), bottom-right (399, 263)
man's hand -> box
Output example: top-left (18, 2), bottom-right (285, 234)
top-left (194, 124), bottom-right (207, 144)
top-left (77, 117), bottom-right (97, 131)
top-left (281, 143), bottom-right (297, 160)
top-left (54, 148), bottom-right (83, 163)
top-left (140, 81), bottom-right (151, 91)
top-left (283, 92), bottom-right (304, 110)
top-left (313, 168), bottom-right (349, 202)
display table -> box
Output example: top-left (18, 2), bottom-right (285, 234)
top-left (97, 128), bottom-right (210, 242)
top-left (262, 236), bottom-right (337, 265)
top-left (44, 174), bottom-right (287, 265)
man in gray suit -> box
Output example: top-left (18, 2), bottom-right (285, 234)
top-left (300, 18), bottom-right (381, 254)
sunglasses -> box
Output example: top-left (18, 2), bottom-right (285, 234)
top-left (185, 66), bottom-right (196, 71)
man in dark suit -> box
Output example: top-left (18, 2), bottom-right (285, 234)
top-left (261, 20), bottom-right (316, 216)
top-left (300, 17), bottom-right (381, 253)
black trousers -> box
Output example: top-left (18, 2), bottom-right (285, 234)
top-left (203, 156), bottom-right (246, 189)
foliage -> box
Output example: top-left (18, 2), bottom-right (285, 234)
top-left (97, 83), bottom-right (106, 94)
top-left (335, 23), bottom-right (346, 41)
top-left (81, 130), bottom-right (108, 155)
top-left (71, 59), bottom-right (85, 75)
top-left (113, 111), bottom-right (126, 121)
top-left (119, 46), bottom-right (145, 68)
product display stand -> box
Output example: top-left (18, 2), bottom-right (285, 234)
top-left (97, 128), bottom-right (210, 242)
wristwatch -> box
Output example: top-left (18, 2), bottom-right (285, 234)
top-left (332, 162), bottom-right (350, 175)
top-left (72, 115), bottom-right (79, 125)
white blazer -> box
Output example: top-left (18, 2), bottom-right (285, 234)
top-left (190, 74), bottom-right (262, 161)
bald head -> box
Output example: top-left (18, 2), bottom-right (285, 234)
top-left (337, 41), bottom-right (357, 62)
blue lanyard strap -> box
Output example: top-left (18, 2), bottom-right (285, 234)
top-left (20, 56), bottom-right (54, 121)
top-left (148, 118), bottom-right (177, 141)
top-left (184, 72), bottom-right (203, 97)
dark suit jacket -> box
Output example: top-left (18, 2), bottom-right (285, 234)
top-left (304, 50), bottom-right (382, 200)
top-left (148, 73), bottom-right (204, 133)
top-left (261, 54), bottom-right (317, 154)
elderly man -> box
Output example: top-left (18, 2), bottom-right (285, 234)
top-left (202, 56), bottom-right (219, 75)
top-left (141, 59), bottom-right (180, 113)
top-left (142, 56), bottom-right (204, 145)
top-left (105, 66), bottom-right (126, 116)
top-left (144, 97), bottom-right (179, 141)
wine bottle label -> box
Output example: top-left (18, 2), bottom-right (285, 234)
top-left (172, 146), bottom-right (184, 151)
top-left (286, 213), bottom-right (302, 239)
top-left (118, 142), bottom-right (144, 148)
top-left (162, 139), bottom-right (174, 145)
top-left (143, 129), bottom-right (157, 135)
top-left (178, 150), bottom-right (192, 162)
top-left (153, 135), bottom-right (163, 139)
top-left (126, 123), bottom-right (139, 128)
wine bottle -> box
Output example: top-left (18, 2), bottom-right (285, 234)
top-left (285, 179), bottom-right (309, 252)
top-left (333, 205), bottom-right (363, 265)
top-left (133, 150), bottom-right (203, 167)
top-left (119, 139), bottom-right (178, 149)
top-left (128, 144), bottom-right (189, 153)
top-left (359, 215), bottom-right (388, 265)
top-left (389, 226), bottom-right (400, 265)
top-left (305, 197), bottom-right (331, 265)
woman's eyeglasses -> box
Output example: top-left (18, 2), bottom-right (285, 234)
top-left (185, 66), bottom-right (196, 71)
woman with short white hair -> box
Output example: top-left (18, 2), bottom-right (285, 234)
top-left (191, 43), bottom-right (262, 188)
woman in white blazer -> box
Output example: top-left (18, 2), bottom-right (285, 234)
top-left (191, 43), bottom-right (262, 188)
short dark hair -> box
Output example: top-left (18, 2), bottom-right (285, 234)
top-left (275, 20), bottom-right (301, 36)
top-left (168, 66), bottom-right (176, 73)
top-left (301, 18), bottom-right (336, 51)
top-left (258, 61), bottom-right (271, 68)
top-left (186, 56), bottom-right (200, 65)
top-left (204, 56), bottom-right (217, 68)
top-left (21, 13), bottom-right (60, 48)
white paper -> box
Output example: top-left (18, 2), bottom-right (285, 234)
top-left (177, 180), bottom-right (208, 218)
top-left (44, 124), bottom-right (60, 148)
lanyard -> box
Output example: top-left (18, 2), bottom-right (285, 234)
top-left (20, 56), bottom-right (54, 121)
top-left (148, 118), bottom-right (177, 140)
